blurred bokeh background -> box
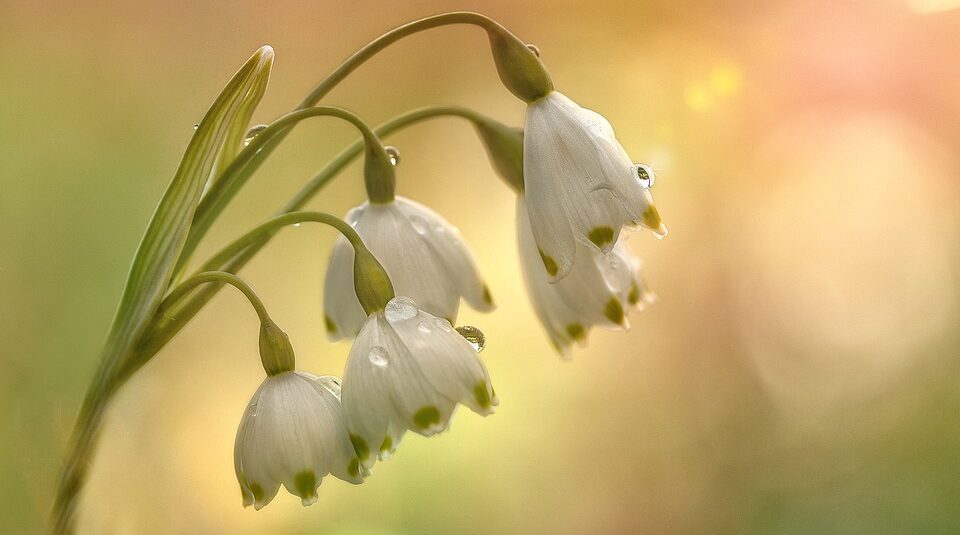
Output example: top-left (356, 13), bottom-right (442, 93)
top-left (2, 0), bottom-right (960, 533)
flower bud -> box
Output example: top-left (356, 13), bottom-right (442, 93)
top-left (362, 140), bottom-right (397, 204)
top-left (258, 319), bottom-right (296, 375)
top-left (352, 246), bottom-right (396, 314)
top-left (485, 26), bottom-right (553, 103)
top-left (472, 117), bottom-right (525, 192)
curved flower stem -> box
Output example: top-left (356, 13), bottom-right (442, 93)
top-left (286, 106), bottom-right (490, 208)
top-left (175, 106), bottom-right (394, 279)
top-left (199, 212), bottom-right (365, 272)
top-left (159, 271), bottom-right (272, 324)
top-left (163, 212), bottom-right (391, 326)
top-left (137, 106), bottom-right (495, 361)
top-left (296, 12), bottom-right (500, 107)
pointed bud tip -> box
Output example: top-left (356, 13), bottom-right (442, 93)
top-left (486, 25), bottom-right (554, 102)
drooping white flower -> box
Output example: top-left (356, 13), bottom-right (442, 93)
top-left (234, 371), bottom-right (362, 510)
top-left (523, 91), bottom-right (666, 281)
top-left (517, 197), bottom-right (655, 356)
top-left (324, 196), bottom-right (493, 340)
top-left (341, 296), bottom-right (498, 471)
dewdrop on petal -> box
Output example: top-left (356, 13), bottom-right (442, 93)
top-left (341, 296), bottom-right (498, 472)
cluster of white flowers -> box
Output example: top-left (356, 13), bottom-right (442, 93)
top-left (234, 294), bottom-right (495, 509)
top-left (518, 91), bottom-right (664, 355)
top-left (233, 32), bottom-right (664, 508)
top-left (233, 88), bottom-right (664, 507)
top-left (53, 17), bottom-right (670, 530)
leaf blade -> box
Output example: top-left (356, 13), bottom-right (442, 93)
top-left (104, 46), bottom-right (273, 377)
top-left (53, 45), bottom-right (274, 534)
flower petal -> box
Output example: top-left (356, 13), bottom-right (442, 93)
top-left (356, 203), bottom-right (461, 323)
top-left (375, 314), bottom-right (458, 436)
top-left (299, 373), bottom-right (363, 485)
top-left (394, 197), bottom-right (495, 312)
top-left (518, 198), bottom-right (649, 355)
top-left (323, 233), bottom-right (367, 341)
top-left (391, 309), bottom-right (498, 415)
top-left (235, 371), bottom-right (361, 509)
top-left (523, 92), bottom-right (666, 278)
top-left (342, 315), bottom-right (395, 470)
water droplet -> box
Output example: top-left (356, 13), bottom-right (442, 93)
top-left (526, 44), bottom-right (541, 57)
top-left (455, 325), bottom-right (486, 352)
top-left (632, 164), bottom-right (655, 188)
top-left (316, 375), bottom-right (342, 397)
top-left (433, 317), bottom-right (453, 332)
top-left (417, 321), bottom-right (432, 333)
top-left (244, 124), bottom-right (268, 146)
top-left (292, 222), bottom-right (302, 228)
top-left (368, 346), bottom-right (389, 367)
top-left (385, 146), bottom-right (401, 166)
top-left (435, 222), bottom-right (454, 234)
top-left (409, 214), bottom-right (429, 235)
top-left (248, 399), bottom-right (259, 417)
top-left (192, 124), bottom-right (199, 130)
top-left (385, 296), bottom-right (418, 322)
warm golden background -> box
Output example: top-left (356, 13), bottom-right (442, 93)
top-left (3, 0), bottom-right (960, 533)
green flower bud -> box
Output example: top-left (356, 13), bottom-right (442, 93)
top-left (486, 26), bottom-right (554, 103)
top-left (363, 137), bottom-right (397, 204)
top-left (353, 246), bottom-right (396, 314)
top-left (259, 319), bottom-right (296, 375)
top-left (472, 117), bottom-right (524, 193)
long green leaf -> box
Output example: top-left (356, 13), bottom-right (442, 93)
top-left (105, 45), bottom-right (273, 379)
top-left (53, 46), bottom-right (274, 535)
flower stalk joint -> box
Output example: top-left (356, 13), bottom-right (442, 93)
top-left (486, 25), bottom-right (554, 103)
top-left (353, 246), bottom-right (396, 314)
top-left (259, 318), bottom-right (296, 375)
top-left (472, 117), bottom-right (525, 192)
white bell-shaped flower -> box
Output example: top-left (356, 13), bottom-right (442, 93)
top-left (341, 296), bottom-right (498, 471)
top-left (523, 91), bottom-right (667, 281)
top-left (234, 371), bottom-right (362, 510)
top-left (324, 196), bottom-right (493, 340)
top-left (517, 198), bottom-right (655, 356)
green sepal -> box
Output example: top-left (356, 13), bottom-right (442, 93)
top-left (363, 136), bottom-right (397, 204)
top-left (258, 318), bottom-right (296, 375)
top-left (485, 25), bottom-right (553, 103)
top-left (472, 117), bottom-right (524, 192)
top-left (353, 246), bottom-right (395, 314)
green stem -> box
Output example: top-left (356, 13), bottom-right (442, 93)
top-left (286, 107), bottom-right (489, 208)
top-left (159, 271), bottom-right (271, 324)
top-left (159, 271), bottom-right (298, 376)
top-left (175, 106), bottom-right (393, 279)
top-left (296, 12), bottom-right (501, 107)
top-left (198, 212), bottom-right (366, 273)
top-left (52, 46), bottom-right (275, 535)
top-left (185, 212), bottom-right (394, 315)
